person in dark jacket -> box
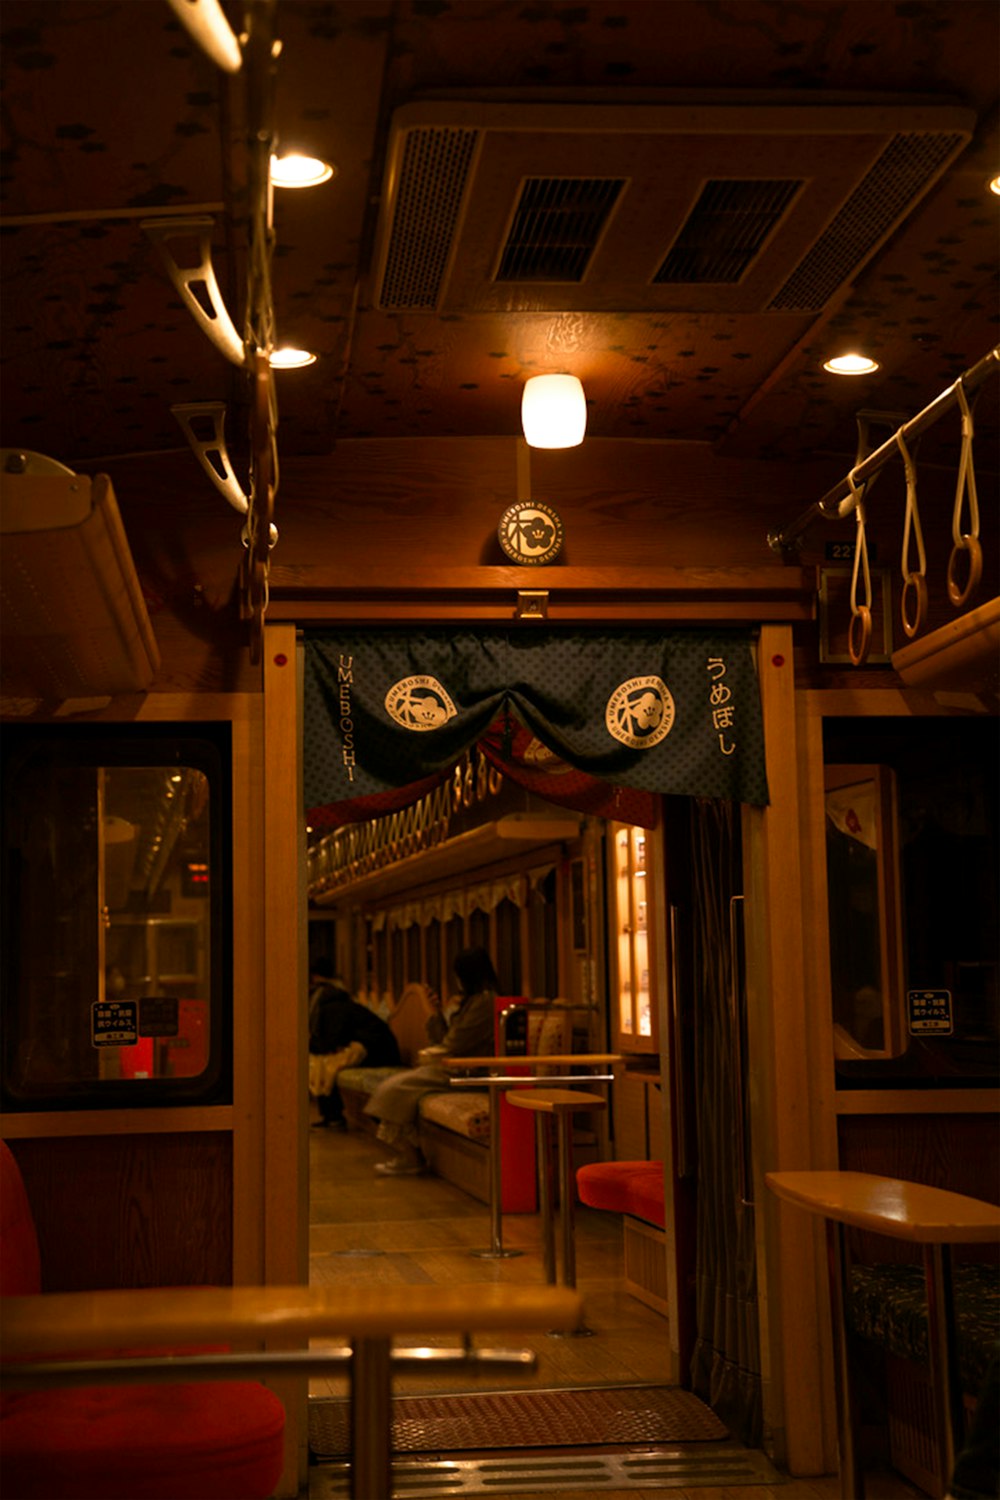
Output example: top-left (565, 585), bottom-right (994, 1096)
top-left (308, 960), bottom-right (401, 1127)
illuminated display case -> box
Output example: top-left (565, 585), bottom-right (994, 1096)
top-left (610, 822), bottom-right (657, 1055)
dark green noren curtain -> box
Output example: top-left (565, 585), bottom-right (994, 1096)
top-left (304, 629), bottom-right (768, 815)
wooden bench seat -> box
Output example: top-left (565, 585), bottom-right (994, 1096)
top-left (337, 993), bottom-right (569, 1209)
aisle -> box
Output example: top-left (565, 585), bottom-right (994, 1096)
top-left (307, 1128), bottom-right (925, 1500)
top-left (308, 1123), bottom-right (675, 1398)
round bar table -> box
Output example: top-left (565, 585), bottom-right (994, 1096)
top-left (444, 1055), bottom-right (619, 1259)
top-left (766, 1170), bottom-right (1000, 1500)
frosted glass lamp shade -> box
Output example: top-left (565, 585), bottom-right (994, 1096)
top-left (521, 375), bottom-right (587, 449)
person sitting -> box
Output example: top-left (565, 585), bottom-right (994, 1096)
top-left (365, 946), bottom-right (497, 1175)
top-left (308, 960), bottom-right (401, 1128)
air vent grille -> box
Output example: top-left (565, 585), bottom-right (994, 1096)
top-left (495, 177), bottom-right (625, 282)
top-left (654, 178), bottom-right (801, 284)
top-left (378, 127), bottom-right (480, 310)
top-left (769, 131), bottom-right (966, 311)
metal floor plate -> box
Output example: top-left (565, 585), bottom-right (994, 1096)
top-left (310, 1444), bottom-right (785, 1496)
top-left (309, 1385), bottom-right (728, 1457)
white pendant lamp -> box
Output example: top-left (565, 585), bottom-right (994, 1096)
top-left (521, 374), bottom-right (587, 448)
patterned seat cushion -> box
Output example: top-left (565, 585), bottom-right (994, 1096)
top-left (337, 1066), bottom-right (401, 1098)
top-left (418, 1091), bottom-right (491, 1142)
top-left (849, 1261), bottom-right (1000, 1393)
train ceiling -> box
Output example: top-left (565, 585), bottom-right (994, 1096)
top-left (1, 0), bottom-right (997, 479)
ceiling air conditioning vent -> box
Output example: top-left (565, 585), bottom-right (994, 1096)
top-left (372, 99), bottom-right (973, 314)
top-left (377, 127), bottom-right (480, 311)
top-left (654, 178), bottom-right (802, 284)
top-left (769, 131), bottom-right (967, 312)
top-left (495, 177), bottom-right (626, 283)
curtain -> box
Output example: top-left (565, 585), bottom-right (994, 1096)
top-left (689, 797), bottom-right (762, 1446)
top-left (303, 629), bottom-right (768, 827)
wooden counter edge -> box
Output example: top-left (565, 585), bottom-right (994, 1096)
top-left (1, 1282), bottom-right (585, 1359)
top-left (765, 1170), bottom-right (1000, 1244)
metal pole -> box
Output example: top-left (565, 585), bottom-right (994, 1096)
top-left (549, 1108), bottom-right (594, 1337)
top-left (350, 1335), bottom-right (393, 1500)
top-left (768, 345), bottom-right (1000, 554)
top-left (536, 1112), bottom-right (556, 1285)
top-left (924, 1242), bottom-right (963, 1492)
top-left (557, 1112), bottom-right (576, 1291)
top-left (469, 1083), bottom-right (521, 1259)
top-left (826, 1220), bottom-right (865, 1500)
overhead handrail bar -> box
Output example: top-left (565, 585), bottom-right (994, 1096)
top-left (768, 345), bottom-right (1000, 556)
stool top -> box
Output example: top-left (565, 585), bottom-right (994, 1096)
top-left (508, 1088), bottom-right (607, 1114)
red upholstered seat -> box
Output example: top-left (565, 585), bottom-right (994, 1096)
top-left (576, 1160), bottom-right (666, 1228)
top-left (0, 1140), bottom-right (42, 1297)
top-left (1, 1386), bottom-right (287, 1500)
top-left (0, 1142), bottom-right (285, 1500)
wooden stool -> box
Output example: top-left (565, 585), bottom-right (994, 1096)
top-left (509, 1089), bottom-right (607, 1331)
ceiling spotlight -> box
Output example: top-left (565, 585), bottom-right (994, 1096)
top-left (823, 353), bottom-right (880, 376)
top-left (521, 374), bottom-right (587, 449)
top-left (270, 153), bottom-right (336, 188)
top-left (269, 347), bottom-right (317, 369)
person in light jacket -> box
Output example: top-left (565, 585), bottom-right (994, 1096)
top-left (365, 946), bottom-right (497, 1175)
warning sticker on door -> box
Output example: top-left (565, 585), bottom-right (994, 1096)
top-left (92, 1000), bottom-right (138, 1047)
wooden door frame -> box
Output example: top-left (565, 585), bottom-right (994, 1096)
top-left (261, 609), bottom-right (830, 1490)
top-left (262, 625), bottom-right (309, 1496)
top-left (742, 626), bottom-right (837, 1474)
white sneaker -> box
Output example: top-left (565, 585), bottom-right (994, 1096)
top-left (374, 1158), bottom-right (425, 1176)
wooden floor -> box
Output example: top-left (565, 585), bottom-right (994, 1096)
top-left (307, 1122), bottom-right (924, 1499)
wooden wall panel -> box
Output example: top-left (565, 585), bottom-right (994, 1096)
top-left (31, 430), bottom-right (999, 692)
top-left (9, 1132), bottom-right (232, 1292)
top-left (270, 438), bottom-right (847, 576)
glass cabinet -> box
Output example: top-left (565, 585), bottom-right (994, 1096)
top-left (609, 822), bottom-right (657, 1054)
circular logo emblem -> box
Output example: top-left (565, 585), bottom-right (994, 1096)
top-left (523, 737), bottom-right (573, 775)
top-left (605, 677), bottom-right (675, 749)
top-left (497, 501), bottom-right (564, 566)
top-left (385, 676), bottom-right (457, 732)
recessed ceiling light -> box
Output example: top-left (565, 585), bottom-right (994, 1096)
top-left (270, 153), bottom-right (336, 188)
top-left (989, 174), bottom-right (1000, 196)
top-left (823, 353), bottom-right (880, 376)
top-left (269, 347), bottom-right (317, 369)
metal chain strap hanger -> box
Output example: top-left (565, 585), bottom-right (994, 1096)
top-left (144, 0), bottom-right (281, 664)
top-left (768, 344), bottom-right (999, 664)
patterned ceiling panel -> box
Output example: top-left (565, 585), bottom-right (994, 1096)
top-left (1, 0), bottom-right (997, 474)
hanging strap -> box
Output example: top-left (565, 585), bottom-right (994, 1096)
top-left (847, 470), bottom-right (872, 666)
top-left (947, 382), bottom-right (983, 608)
top-left (897, 429), bottom-right (927, 640)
